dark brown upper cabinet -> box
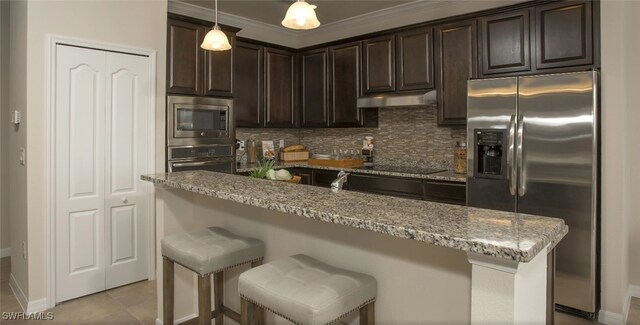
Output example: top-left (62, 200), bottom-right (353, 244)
top-left (301, 48), bottom-right (330, 127)
top-left (264, 48), bottom-right (296, 128)
top-left (234, 41), bottom-right (264, 128)
top-left (435, 19), bottom-right (478, 126)
top-left (479, 9), bottom-right (531, 76)
top-left (396, 27), bottom-right (434, 91)
top-left (167, 17), bottom-right (235, 97)
top-left (167, 18), bottom-right (205, 95)
top-left (329, 41), bottom-right (364, 127)
top-left (535, 1), bottom-right (593, 69)
top-left (362, 35), bottom-right (396, 94)
top-left (204, 33), bottom-right (235, 97)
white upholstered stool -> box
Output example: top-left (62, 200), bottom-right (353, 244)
top-left (162, 227), bottom-right (265, 325)
top-left (238, 254), bottom-right (377, 325)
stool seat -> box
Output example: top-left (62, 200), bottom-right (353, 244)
top-left (161, 227), bottom-right (265, 275)
top-left (238, 254), bottom-right (377, 325)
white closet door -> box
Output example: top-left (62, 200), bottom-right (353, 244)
top-left (55, 45), bottom-right (151, 302)
top-left (104, 52), bottom-right (149, 289)
top-left (55, 45), bottom-right (107, 302)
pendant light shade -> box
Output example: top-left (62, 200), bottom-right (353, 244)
top-left (201, 0), bottom-right (231, 51)
top-left (281, 0), bottom-right (320, 30)
top-left (201, 25), bottom-right (232, 51)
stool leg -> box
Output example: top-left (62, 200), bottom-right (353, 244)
top-left (214, 271), bottom-right (224, 325)
top-left (163, 257), bottom-right (174, 325)
top-left (240, 297), bottom-right (249, 325)
top-left (240, 297), bottom-right (264, 325)
top-left (198, 274), bottom-right (212, 325)
top-left (359, 302), bottom-right (375, 325)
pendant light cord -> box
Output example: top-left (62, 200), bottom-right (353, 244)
top-left (215, 0), bottom-right (219, 27)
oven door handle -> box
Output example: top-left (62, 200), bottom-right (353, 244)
top-left (171, 160), bottom-right (231, 168)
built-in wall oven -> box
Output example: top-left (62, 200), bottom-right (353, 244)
top-left (167, 96), bottom-right (235, 173)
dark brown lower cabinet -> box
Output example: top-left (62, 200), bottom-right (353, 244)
top-left (290, 168), bottom-right (312, 185)
top-left (424, 180), bottom-right (466, 205)
top-left (347, 174), bottom-right (424, 200)
top-left (312, 170), bottom-right (340, 187)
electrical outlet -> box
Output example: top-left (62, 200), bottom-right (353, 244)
top-left (238, 140), bottom-right (245, 151)
top-left (12, 110), bottom-right (21, 125)
top-left (22, 242), bottom-right (27, 259)
top-left (279, 139), bottom-right (284, 148)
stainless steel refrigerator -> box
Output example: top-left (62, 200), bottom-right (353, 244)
top-left (466, 71), bottom-right (599, 318)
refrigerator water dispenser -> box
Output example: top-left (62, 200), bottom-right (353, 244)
top-left (474, 129), bottom-right (506, 178)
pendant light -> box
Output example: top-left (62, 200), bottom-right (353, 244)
top-left (281, 0), bottom-right (321, 30)
top-left (201, 0), bottom-right (231, 51)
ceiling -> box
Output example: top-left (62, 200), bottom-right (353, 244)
top-left (182, 0), bottom-right (414, 26)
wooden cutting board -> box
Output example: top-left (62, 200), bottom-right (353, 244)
top-left (308, 158), bottom-right (364, 168)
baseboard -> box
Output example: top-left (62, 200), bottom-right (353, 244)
top-left (0, 248), bottom-right (11, 258)
top-left (8, 274), bottom-right (48, 314)
top-left (154, 314), bottom-right (197, 325)
top-left (9, 274), bottom-right (28, 312)
top-left (598, 309), bottom-right (625, 325)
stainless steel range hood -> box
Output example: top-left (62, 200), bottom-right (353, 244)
top-left (357, 90), bottom-right (437, 108)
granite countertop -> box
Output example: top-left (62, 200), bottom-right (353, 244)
top-left (143, 171), bottom-right (567, 262)
top-left (236, 162), bottom-right (467, 183)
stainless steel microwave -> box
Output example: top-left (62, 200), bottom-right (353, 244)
top-left (167, 96), bottom-right (234, 146)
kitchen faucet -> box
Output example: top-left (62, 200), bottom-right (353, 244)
top-left (331, 171), bottom-right (350, 192)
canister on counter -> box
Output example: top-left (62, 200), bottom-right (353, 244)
top-left (454, 141), bottom-right (467, 174)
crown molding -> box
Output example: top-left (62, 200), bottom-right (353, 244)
top-left (168, 0), bottom-right (302, 48)
top-left (297, 0), bottom-right (526, 48)
top-left (169, 0), bottom-right (527, 49)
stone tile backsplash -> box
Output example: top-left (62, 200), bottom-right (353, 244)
top-left (236, 105), bottom-right (466, 170)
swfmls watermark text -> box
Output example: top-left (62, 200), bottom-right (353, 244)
top-left (2, 312), bottom-right (55, 321)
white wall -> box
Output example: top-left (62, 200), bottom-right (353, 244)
top-left (0, 0), bottom-right (11, 255)
top-left (625, 1), bottom-right (640, 290)
top-left (8, 0), bottom-right (29, 298)
top-left (600, 0), bottom-right (640, 322)
top-left (7, 0), bottom-right (167, 306)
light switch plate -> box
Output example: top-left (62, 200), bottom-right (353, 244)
top-left (19, 148), bottom-right (26, 166)
top-left (12, 110), bottom-right (21, 125)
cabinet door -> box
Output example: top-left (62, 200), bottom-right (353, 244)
top-left (264, 48), bottom-right (296, 128)
top-left (204, 31), bottom-right (235, 97)
top-left (301, 48), bottom-right (330, 127)
top-left (348, 174), bottom-right (424, 200)
top-left (312, 170), bottom-right (340, 188)
top-left (424, 181), bottom-right (466, 205)
top-left (435, 19), bottom-right (477, 126)
top-left (167, 18), bottom-right (204, 95)
top-left (234, 42), bottom-right (263, 128)
top-left (535, 1), bottom-right (592, 69)
top-left (330, 41), bottom-right (363, 127)
top-left (396, 27), bottom-right (434, 91)
top-left (479, 9), bottom-right (531, 75)
top-left (362, 35), bottom-right (395, 94)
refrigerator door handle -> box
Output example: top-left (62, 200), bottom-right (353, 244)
top-left (516, 114), bottom-right (526, 197)
top-left (508, 114), bottom-right (517, 196)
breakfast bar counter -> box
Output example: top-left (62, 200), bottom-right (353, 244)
top-left (144, 171), bottom-right (567, 324)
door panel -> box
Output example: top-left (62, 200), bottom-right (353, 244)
top-left (517, 72), bottom-right (597, 313)
top-left (466, 77), bottom-right (517, 212)
top-left (69, 210), bottom-right (100, 273)
top-left (111, 205), bottom-right (136, 264)
top-left (56, 45), bottom-right (107, 302)
top-left (104, 51), bottom-right (149, 289)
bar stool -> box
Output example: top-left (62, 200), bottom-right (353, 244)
top-left (162, 227), bottom-right (265, 325)
top-left (238, 254), bottom-right (377, 325)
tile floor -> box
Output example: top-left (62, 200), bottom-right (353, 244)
top-left (1, 257), bottom-right (639, 324)
top-left (0, 258), bottom-right (156, 324)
